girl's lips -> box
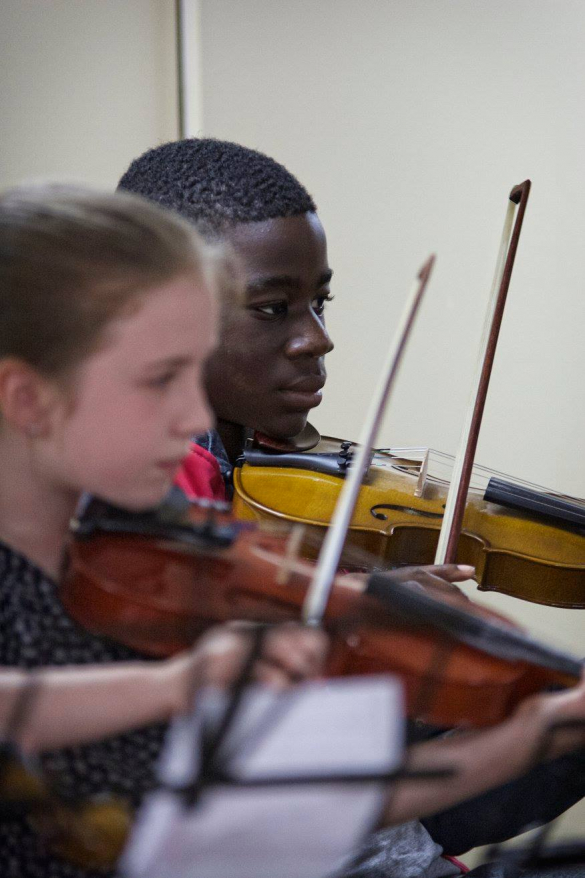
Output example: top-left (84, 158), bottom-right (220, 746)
top-left (156, 459), bottom-right (184, 475)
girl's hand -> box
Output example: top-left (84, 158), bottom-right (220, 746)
top-left (170, 623), bottom-right (328, 712)
top-left (515, 669), bottom-right (585, 759)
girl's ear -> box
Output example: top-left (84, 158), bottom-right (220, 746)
top-left (0, 359), bottom-right (57, 437)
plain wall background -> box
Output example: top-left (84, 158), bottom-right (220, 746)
top-left (195, 2), bottom-right (585, 851)
top-left (198, 0), bottom-right (585, 494)
top-left (0, 0), bottom-right (178, 188)
top-left (195, 0), bottom-right (585, 634)
top-left (1, 0), bottom-right (583, 859)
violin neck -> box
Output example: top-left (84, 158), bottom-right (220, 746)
top-left (484, 478), bottom-right (585, 531)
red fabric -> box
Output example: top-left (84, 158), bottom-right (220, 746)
top-left (442, 855), bottom-right (469, 873)
top-left (174, 442), bottom-right (226, 502)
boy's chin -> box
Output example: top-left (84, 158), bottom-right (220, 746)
top-left (256, 412), bottom-right (309, 443)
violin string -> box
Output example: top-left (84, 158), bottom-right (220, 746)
top-left (378, 447), bottom-right (584, 504)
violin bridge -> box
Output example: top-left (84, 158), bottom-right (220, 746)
top-left (414, 449), bottom-right (430, 498)
top-left (276, 525), bottom-right (306, 585)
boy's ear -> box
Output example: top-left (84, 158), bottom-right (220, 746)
top-left (0, 359), bottom-right (57, 437)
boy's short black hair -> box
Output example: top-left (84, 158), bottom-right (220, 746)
top-left (118, 138), bottom-right (316, 238)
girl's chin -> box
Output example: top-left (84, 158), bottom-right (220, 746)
top-left (100, 486), bottom-right (171, 513)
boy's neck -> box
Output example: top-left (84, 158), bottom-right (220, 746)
top-left (215, 419), bottom-right (247, 465)
top-left (0, 432), bottom-right (78, 580)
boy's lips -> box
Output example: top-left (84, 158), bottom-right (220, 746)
top-left (278, 375), bottom-right (326, 410)
top-left (283, 375), bottom-right (326, 393)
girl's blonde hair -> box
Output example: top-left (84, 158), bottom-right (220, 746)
top-left (0, 184), bottom-right (221, 376)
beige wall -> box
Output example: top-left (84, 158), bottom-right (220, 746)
top-left (0, 0), bottom-right (178, 189)
top-left (198, 0), bottom-right (585, 486)
top-left (197, 0), bottom-right (584, 856)
top-left (195, 0), bottom-right (585, 636)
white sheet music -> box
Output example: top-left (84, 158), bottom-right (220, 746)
top-left (121, 675), bottom-right (404, 878)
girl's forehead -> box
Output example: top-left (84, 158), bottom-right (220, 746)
top-left (99, 274), bottom-right (216, 364)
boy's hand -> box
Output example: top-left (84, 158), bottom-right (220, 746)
top-left (341, 564), bottom-right (475, 607)
top-left (382, 564), bottom-right (474, 605)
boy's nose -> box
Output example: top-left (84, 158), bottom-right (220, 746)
top-left (285, 315), bottom-right (334, 358)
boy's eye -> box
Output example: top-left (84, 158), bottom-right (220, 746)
top-left (252, 301), bottom-right (288, 318)
top-left (312, 293), bottom-right (334, 316)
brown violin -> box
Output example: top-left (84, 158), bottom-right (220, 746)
top-left (60, 495), bottom-right (583, 730)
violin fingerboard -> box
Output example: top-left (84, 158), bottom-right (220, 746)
top-left (484, 478), bottom-right (585, 531)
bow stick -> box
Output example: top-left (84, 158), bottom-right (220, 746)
top-left (434, 181), bottom-right (531, 564)
top-left (302, 255), bottom-right (436, 625)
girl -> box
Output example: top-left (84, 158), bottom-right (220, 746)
top-left (0, 184), bottom-right (325, 876)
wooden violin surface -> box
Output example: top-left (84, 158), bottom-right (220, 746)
top-left (60, 497), bottom-right (582, 729)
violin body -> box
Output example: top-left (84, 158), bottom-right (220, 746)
top-left (61, 499), bottom-right (582, 729)
top-left (232, 437), bottom-right (585, 609)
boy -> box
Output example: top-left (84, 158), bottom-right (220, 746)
top-left (118, 139), bottom-right (585, 877)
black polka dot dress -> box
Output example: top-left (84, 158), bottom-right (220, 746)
top-left (0, 542), bottom-right (167, 878)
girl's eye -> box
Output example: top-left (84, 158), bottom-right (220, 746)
top-left (146, 371), bottom-right (177, 389)
top-left (253, 301), bottom-right (288, 318)
top-left (312, 293), bottom-right (334, 316)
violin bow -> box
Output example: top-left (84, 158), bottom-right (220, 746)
top-left (434, 181), bottom-right (531, 565)
top-left (302, 255), bottom-right (436, 625)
